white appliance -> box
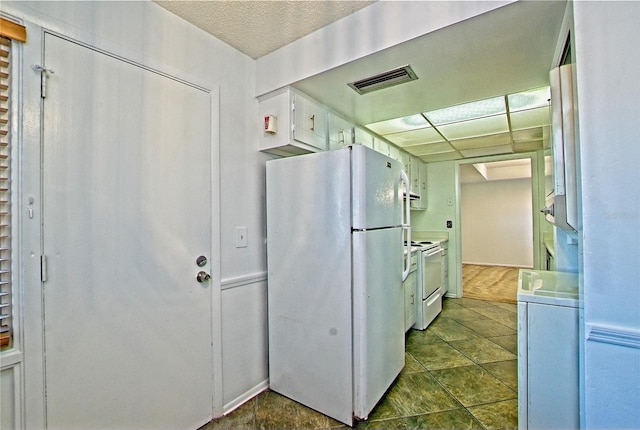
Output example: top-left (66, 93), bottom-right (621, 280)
top-left (266, 145), bottom-right (411, 426)
top-left (412, 240), bottom-right (443, 330)
top-left (517, 269), bottom-right (579, 429)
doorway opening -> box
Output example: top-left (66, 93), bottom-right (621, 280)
top-left (458, 157), bottom-right (539, 303)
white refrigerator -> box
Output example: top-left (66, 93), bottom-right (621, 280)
top-left (266, 145), bottom-right (410, 426)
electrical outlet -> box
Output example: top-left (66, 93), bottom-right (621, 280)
top-left (446, 220), bottom-right (453, 229)
top-left (236, 226), bottom-right (248, 248)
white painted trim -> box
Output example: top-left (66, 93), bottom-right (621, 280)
top-left (20, 20), bottom-right (47, 430)
top-left (454, 151), bottom-right (543, 299)
top-left (209, 86), bottom-right (224, 420)
top-left (587, 324), bottom-right (640, 349)
top-left (222, 379), bottom-right (269, 416)
top-left (462, 262), bottom-right (533, 269)
top-left (0, 350), bottom-right (23, 368)
top-left (221, 272), bottom-right (267, 291)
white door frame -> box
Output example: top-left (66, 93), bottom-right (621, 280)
top-left (17, 26), bottom-right (223, 429)
top-left (452, 151), bottom-right (544, 298)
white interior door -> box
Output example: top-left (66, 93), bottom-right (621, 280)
top-left (41, 33), bottom-right (215, 430)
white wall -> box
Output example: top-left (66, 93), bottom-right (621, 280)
top-left (411, 161), bottom-right (459, 296)
top-left (2, 1), bottom-right (269, 426)
top-left (461, 178), bottom-right (533, 267)
top-left (573, 2), bottom-right (640, 427)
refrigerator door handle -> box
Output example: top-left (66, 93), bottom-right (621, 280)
top-left (400, 170), bottom-right (411, 281)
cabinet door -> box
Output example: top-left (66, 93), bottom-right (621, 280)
top-left (328, 113), bottom-right (354, 150)
top-left (403, 255), bottom-right (417, 332)
top-left (373, 137), bottom-right (390, 156)
top-left (410, 158), bottom-right (428, 210)
top-left (354, 127), bottom-right (374, 149)
top-left (293, 93), bottom-right (328, 151)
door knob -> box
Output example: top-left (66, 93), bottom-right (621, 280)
top-left (196, 271), bottom-right (211, 283)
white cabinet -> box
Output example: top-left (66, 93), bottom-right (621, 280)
top-left (403, 252), bottom-right (418, 332)
top-left (258, 87), bottom-right (328, 156)
top-left (328, 113), bottom-right (354, 150)
top-left (410, 157), bottom-right (427, 210)
top-left (353, 126), bottom-right (374, 150)
top-left (293, 92), bottom-right (328, 150)
top-left (373, 137), bottom-right (390, 157)
top-left (517, 270), bottom-right (579, 430)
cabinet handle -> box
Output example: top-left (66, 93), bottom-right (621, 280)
top-left (339, 129), bottom-right (345, 144)
top-left (310, 114), bottom-right (315, 131)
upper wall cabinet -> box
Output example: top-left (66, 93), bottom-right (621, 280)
top-left (258, 87), bottom-right (328, 156)
top-left (353, 126), bottom-right (374, 150)
top-left (410, 156), bottom-right (427, 210)
top-left (328, 112), bottom-right (354, 150)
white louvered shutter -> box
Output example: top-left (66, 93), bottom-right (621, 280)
top-left (0, 35), bottom-right (12, 349)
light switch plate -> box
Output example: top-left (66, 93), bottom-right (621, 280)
top-left (236, 226), bottom-right (248, 248)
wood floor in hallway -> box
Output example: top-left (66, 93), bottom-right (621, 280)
top-left (462, 264), bottom-right (523, 304)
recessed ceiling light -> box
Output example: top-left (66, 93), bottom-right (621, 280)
top-left (424, 96), bottom-right (505, 126)
top-left (366, 114), bottom-right (428, 135)
top-left (508, 87), bottom-right (550, 112)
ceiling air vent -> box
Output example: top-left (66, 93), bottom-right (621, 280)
top-left (348, 65), bottom-right (418, 95)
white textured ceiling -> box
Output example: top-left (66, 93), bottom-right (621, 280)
top-left (154, 0), bottom-right (375, 59)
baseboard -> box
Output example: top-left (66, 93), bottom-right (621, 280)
top-left (222, 379), bottom-right (269, 416)
top-left (463, 262), bottom-right (533, 269)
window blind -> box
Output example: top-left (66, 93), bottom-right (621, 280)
top-left (0, 18), bottom-right (26, 350)
top-left (0, 35), bottom-right (12, 349)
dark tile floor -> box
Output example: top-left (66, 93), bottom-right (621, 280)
top-left (201, 297), bottom-right (518, 430)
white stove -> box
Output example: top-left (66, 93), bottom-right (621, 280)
top-left (409, 240), bottom-right (444, 330)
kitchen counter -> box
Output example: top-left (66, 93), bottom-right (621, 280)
top-left (517, 269), bottom-right (578, 306)
top-left (412, 230), bottom-right (448, 245)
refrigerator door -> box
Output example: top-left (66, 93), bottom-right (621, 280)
top-left (352, 227), bottom-right (405, 420)
top-left (266, 149), bottom-right (354, 425)
top-left (351, 145), bottom-right (404, 230)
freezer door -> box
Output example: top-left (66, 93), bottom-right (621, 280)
top-left (351, 145), bottom-right (403, 230)
top-left (352, 227), bottom-right (405, 420)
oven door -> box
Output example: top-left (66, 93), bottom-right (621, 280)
top-left (422, 247), bottom-right (443, 299)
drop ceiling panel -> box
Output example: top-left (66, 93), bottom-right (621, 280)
top-left (385, 127), bottom-right (443, 147)
top-left (449, 132), bottom-right (512, 151)
top-left (437, 115), bottom-right (509, 141)
top-left (366, 114), bottom-right (430, 135)
top-left (512, 127), bottom-right (544, 142)
top-left (419, 152), bottom-right (463, 163)
top-left (514, 141), bottom-right (544, 152)
top-left (510, 106), bottom-right (550, 130)
top-left (460, 144), bottom-right (513, 158)
top-left (507, 87), bottom-right (551, 111)
top-left (409, 142), bottom-right (456, 156)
